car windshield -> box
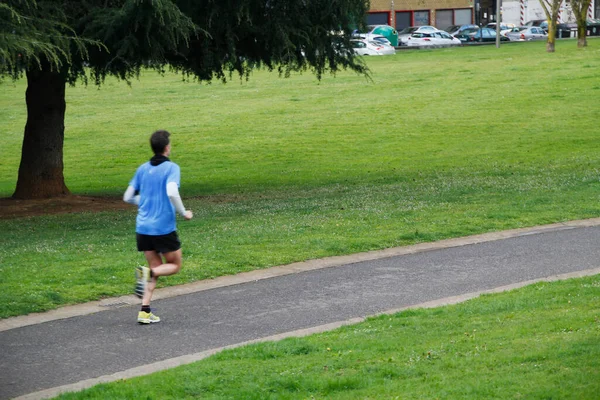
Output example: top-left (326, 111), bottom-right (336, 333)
top-left (445, 25), bottom-right (459, 32)
top-left (371, 35), bottom-right (388, 41)
top-left (373, 38), bottom-right (391, 45)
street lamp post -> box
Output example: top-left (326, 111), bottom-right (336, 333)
top-left (496, 0), bottom-right (502, 47)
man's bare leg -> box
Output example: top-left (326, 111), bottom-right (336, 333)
top-left (142, 249), bottom-right (182, 306)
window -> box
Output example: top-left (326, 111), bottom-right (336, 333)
top-left (414, 11), bottom-right (430, 26)
top-left (454, 9), bottom-right (472, 26)
top-left (436, 9), bottom-right (472, 29)
top-left (367, 12), bottom-right (389, 26)
top-left (395, 12), bottom-right (411, 31)
top-left (436, 10), bottom-right (453, 30)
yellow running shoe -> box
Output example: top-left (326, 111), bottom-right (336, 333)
top-left (137, 311), bottom-right (160, 324)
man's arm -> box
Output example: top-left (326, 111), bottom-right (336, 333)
top-left (123, 186), bottom-right (140, 205)
top-left (167, 182), bottom-right (193, 220)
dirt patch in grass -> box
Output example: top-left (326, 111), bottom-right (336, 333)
top-left (0, 195), bottom-right (131, 219)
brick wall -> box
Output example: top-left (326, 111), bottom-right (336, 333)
top-left (370, 0), bottom-right (474, 27)
top-left (371, 0), bottom-right (472, 11)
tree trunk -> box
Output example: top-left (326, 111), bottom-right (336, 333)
top-left (12, 67), bottom-right (70, 199)
top-left (546, 25), bottom-right (556, 53)
top-left (572, 0), bottom-right (591, 47)
top-left (577, 24), bottom-right (588, 47)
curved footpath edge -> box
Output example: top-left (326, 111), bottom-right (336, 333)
top-left (6, 218), bottom-right (600, 400)
top-left (14, 267), bottom-right (600, 400)
top-left (3, 217), bottom-right (600, 333)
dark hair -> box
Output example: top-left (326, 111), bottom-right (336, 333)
top-left (150, 130), bottom-right (170, 154)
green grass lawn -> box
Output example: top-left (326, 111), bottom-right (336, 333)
top-left (56, 275), bottom-right (600, 399)
top-left (1, 40), bottom-right (600, 318)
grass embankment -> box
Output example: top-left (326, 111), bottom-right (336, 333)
top-left (1, 40), bottom-right (599, 317)
top-left (57, 275), bottom-right (600, 399)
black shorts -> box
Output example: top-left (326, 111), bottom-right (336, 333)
top-left (136, 231), bottom-right (181, 254)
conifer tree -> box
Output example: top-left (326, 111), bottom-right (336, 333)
top-left (1, 0), bottom-right (368, 199)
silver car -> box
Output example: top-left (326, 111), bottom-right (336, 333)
top-left (405, 31), bottom-right (461, 47)
top-left (398, 25), bottom-right (439, 46)
top-left (485, 22), bottom-right (517, 36)
top-left (505, 26), bottom-right (548, 41)
top-left (350, 39), bottom-right (396, 56)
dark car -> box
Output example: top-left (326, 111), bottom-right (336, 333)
top-left (455, 27), bottom-right (510, 43)
top-left (453, 27), bottom-right (479, 42)
top-left (588, 20), bottom-right (600, 36)
top-left (445, 24), bottom-right (479, 36)
top-left (556, 23), bottom-right (577, 38)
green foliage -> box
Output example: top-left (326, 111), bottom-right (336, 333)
top-left (170, 0), bottom-right (370, 80)
top-left (0, 0), bottom-right (368, 84)
top-left (0, 1), bottom-right (101, 80)
top-left (80, 0), bottom-right (198, 83)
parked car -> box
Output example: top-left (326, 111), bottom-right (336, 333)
top-left (445, 24), bottom-right (479, 36)
top-left (453, 27), bottom-right (480, 42)
top-left (505, 26), bottom-right (548, 41)
top-left (350, 39), bottom-right (396, 56)
top-left (588, 19), bottom-right (600, 36)
top-left (525, 19), bottom-right (548, 32)
top-left (369, 35), bottom-right (393, 46)
top-left (485, 22), bottom-right (517, 36)
top-left (398, 25), bottom-right (440, 46)
top-left (455, 27), bottom-right (510, 43)
top-left (354, 33), bottom-right (393, 46)
top-left (556, 23), bottom-right (577, 38)
top-left (405, 31), bottom-right (461, 47)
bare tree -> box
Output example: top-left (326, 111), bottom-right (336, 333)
top-left (540, 0), bottom-right (564, 52)
top-left (571, 0), bottom-right (592, 47)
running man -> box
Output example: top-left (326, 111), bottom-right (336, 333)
top-left (123, 130), bottom-right (193, 324)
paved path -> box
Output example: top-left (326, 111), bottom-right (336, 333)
top-left (2, 219), bottom-right (600, 400)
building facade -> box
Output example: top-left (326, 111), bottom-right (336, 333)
top-left (501, 0), bottom-right (599, 25)
top-left (368, 1), bottom-right (598, 31)
top-left (368, 0), bottom-right (483, 31)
